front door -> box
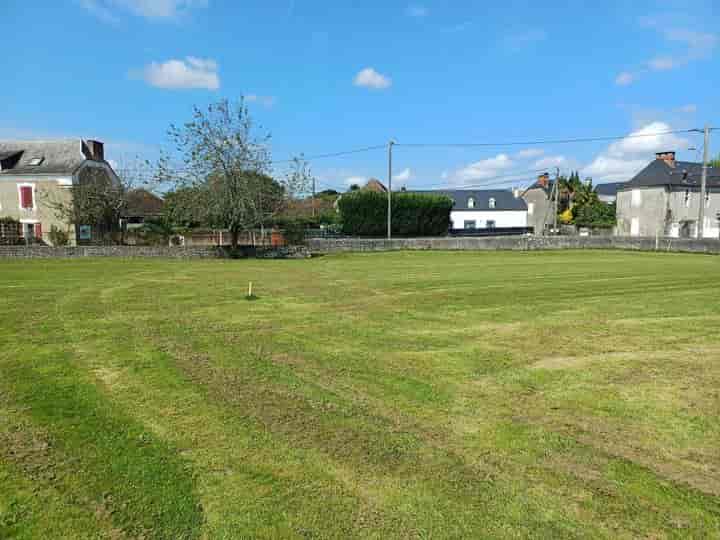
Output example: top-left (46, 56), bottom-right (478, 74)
top-left (23, 223), bottom-right (35, 240)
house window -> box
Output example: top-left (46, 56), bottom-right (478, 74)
top-left (19, 185), bottom-right (34, 210)
top-left (527, 202), bottom-right (534, 215)
top-left (486, 220), bottom-right (496, 229)
top-left (684, 190), bottom-right (691, 208)
top-left (464, 220), bottom-right (477, 229)
top-left (488, 197), bottom-right (496, 209)
top-left (631, 189), bottom-right (641, 208)
top-left (467, 197), bottom-right (475, 209)
top-left (78, 225), bottom-right (92, 240)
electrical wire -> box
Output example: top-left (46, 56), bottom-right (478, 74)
top-left (269, 144), bottom-right (387, 164)
top-left (394, 128), bottom-right (697, 148)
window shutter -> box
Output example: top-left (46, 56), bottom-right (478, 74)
top-left (34, 223), bottom-right (42, 239)
top-left (20, 186), bottom-right (33, 209)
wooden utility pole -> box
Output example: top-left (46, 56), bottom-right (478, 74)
top-left (387, 140), bottom-right (394, 239)
top-left (697, 125), bottom-right (710, 238)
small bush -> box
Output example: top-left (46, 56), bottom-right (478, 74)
top-left (48, 225), bottom-right (70, 246)
top-left (338, 191), bottom-right (452, 236)
top-left (280, 219), bottom-right (307, 246)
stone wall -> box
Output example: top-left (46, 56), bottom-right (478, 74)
top-left (0, 245), bottom-right (311, 259)
top-left (2, 238), bottom-right (718, 258)
top-left (308, 236), bottom-right (720, 254)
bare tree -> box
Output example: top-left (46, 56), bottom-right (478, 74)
top-left (157, 98), bottom-right (308, 248)
top-left (42, 157), bottom-right (152, 244)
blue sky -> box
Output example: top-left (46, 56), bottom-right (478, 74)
top-left (2, 0), bottom-right (718, 191)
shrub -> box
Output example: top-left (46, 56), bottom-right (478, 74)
top-left (48, 225), bottom-right (70, 246)
top-left (280, 219), bottom-right (307, 246)
top-left (337, 191), bottom-right (452, 236)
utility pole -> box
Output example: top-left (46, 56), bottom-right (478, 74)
top-left (554, 167), bottom-right (560, 235)
top-left (697, 125), bottom-right (710, 239)
top-left (387, 140), bottom-right (394, 239)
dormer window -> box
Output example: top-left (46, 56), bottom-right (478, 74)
top-left (467, 197), bottom-right (475, 209)
top-left (488, 197), bottom-right (496, 209)
top-left (28, 157), bottom-right (44, 166)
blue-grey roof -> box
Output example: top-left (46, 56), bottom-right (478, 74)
top-left (624, 159), bottom-right (720, 189)
top-left (410, 189), bottom-right (527, 211)
top-left (0, 139), bottom-right (88, 175)
top-left (595, 182), bottom-right (626, 197)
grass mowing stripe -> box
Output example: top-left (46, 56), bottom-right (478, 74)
top-left (0, 349), bottom-right (203, 540)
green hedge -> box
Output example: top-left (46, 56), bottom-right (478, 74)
top-left (338, 191), bottom-right (452, 236)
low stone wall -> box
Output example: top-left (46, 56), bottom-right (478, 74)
top-left (0, 245), bottom-right (311, 259)
top-left (308, 236), bottom-right (720, 255)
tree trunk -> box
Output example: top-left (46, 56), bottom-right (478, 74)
top-left (231, 229), bottom-right (239, 249)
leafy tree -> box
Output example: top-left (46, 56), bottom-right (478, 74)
top-left (157, 98), bottom-right (308, 248)
top-left (574, 202), bottom-right (617, 228)
top-left (710, 153), bottom-right (720, 168)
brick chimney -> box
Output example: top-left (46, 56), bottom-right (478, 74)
top-left (655, 151), bottom-right (675, 167)
top-left (86, 140), bottom-right (105, 161)
top-left (537, 172), bottom-right (550, 187)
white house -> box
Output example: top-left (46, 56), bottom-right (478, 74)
top-left (413, 189), bottom-right (528, 231)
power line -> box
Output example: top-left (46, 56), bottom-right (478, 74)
top-left (270, 144), bottom-right (386, 165)
top-left (422, 167), bottom-right (553, 191)
top-left (394, 128), bottom-right (697, 148)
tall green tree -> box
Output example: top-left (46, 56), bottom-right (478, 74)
top-left (157, 99), bottom-right (309, 248)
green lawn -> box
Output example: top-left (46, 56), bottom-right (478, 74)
top-left (1, 251), bottom-right (719, 539)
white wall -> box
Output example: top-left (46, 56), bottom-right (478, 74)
top-left (451, 210), bottom-right (527, 229)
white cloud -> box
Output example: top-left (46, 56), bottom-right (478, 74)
top-left (516, 148), bottom-right (544, 159)
top-left (615, 71), bottom-right (635, 86)
top-left (344, 176), bottom-right (367, 187)
top-left (452, 154), bottom-right (513, 183)
top-left (246, 94), bottom-right (276, 107)
top-left (353, 67), bottom-right (392, 90)
top-left (664, 28), bottom-right (717, 55)
top-left (394, 168), bottom-right (412, 181)
top-left (676, 104), bottom-right (697, 113)
top-left (648, 56), bottom-right (677, 71)
top-left (616, 22), bottom-right (717, 85)
top-left (405, 5), bottom-right (428, 17)
top-left (141, 57), bottom-right (219, 90)
top-left (582, 122), bottom-right (689, 181)
top-left (534, 156), bottom-right (567, 169)
top-left (583, 156), bottom-right (649, 182)
top-left (80, 0), bottom-right (207, 20)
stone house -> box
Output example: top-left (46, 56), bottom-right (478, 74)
top-left (521, 173), bottom-right (555, 234)
top-left (0, 139), bottom-right (118, 245)
top-left (616, 152), bottom-right (720, 238)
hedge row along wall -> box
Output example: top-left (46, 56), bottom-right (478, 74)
top-left (338, 191), bottom-right (452, 236)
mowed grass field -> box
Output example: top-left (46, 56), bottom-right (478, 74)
top-left (1, 251), bottom-right (719, 539)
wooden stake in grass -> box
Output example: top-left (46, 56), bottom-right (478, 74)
top-left (246, 281), bottom-right (256, 300)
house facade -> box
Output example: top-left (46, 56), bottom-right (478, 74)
top-left (414, 189), bottom-right (528, 231)
top-left (616, 152), bottom-right (720, 238)
top-left (0, 139), bottom-right (118, 245)
top-left (521, 173), bottom-right (554, 234)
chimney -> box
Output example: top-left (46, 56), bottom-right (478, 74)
top-left (86, 140), bottom-right (105, 161)
top-left (537, 172), bottom-right (550, 187)
top-left (655, 151), bottom-right (675, 167)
